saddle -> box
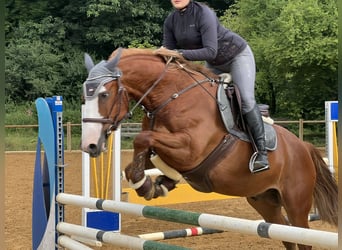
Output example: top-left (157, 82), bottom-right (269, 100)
top-left (217, 76), bottom-right (277, 151)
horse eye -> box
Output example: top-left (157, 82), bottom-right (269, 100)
top-left (99, 92), bottom-right (109, 99)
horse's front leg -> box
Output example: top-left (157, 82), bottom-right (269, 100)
top-left (124, 130), bottom-right (190, 200)
top-left (125, 150), bottom-right (178, 200)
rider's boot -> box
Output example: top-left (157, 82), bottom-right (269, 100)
top-left (244, 105), bottom-right (270, 173)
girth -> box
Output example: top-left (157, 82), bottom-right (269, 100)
top-left (181, 134), bottom-right (237, 193)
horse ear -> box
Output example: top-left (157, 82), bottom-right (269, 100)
top-left (105, 48), bottom-right (123, 70)
top-left (84, 53), bottom-right (95, 73)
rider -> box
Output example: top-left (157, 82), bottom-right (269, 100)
top-left (162, 0), bottom-right (269, 173)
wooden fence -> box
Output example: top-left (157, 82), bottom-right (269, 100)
top-left (5, 119), bottom-right (326, 151)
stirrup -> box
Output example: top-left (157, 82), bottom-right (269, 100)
top-left (249, 152), bottom-right (269, 173)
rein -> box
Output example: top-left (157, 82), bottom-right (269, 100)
top-left (145, 78), bottom-right (211, 129)
top-left (143, 57), bottom-right (220, 130)
top-left (126, 56), bottom-right (173, 117)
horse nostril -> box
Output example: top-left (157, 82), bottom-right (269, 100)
top-left (88, 144), bottom-right (98, 157)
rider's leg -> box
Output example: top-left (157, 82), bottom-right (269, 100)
top-left (208, 45), bottom-right (269, 173)
top-left (231, 46), bottom-right (269, 172)
top-left (243, 105), bottom-right (269, 172)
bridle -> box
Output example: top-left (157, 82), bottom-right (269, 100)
top-left (83, 75), bottom-right (130, 133)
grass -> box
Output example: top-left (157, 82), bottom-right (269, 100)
top-left (5, 101), bottom-right (140, 151)
top-left (5, 133), bottom-right (38, 151)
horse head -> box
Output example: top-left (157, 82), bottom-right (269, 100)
top-left (81, 48), bottom-right (129, 157)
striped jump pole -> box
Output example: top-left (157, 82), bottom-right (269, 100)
top-left (57, 193), bottom-right (338, 250)
top-left (138, 227), bottom-right (222, 241)
top-left (57, 222), bottom-right (189, 250)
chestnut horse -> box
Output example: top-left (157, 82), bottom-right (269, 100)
top-left (81, 48), bottom-right (337, 250)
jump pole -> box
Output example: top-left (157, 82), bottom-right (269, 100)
top-left (56, 193), bottom-right (338, 249)
top-left (138, 227), bottom-right (223, 241)
top-left (57, 235), bottom-right (93, 250)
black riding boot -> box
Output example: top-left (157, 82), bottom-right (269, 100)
top-left (244, 105), bottom-right (270, 173)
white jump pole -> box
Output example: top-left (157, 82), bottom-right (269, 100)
top-left (57, 193), bottom-right (338, 250)
top-left (81, 105), bottom-right (90, 226)
top-left (57, 235), bottom-right (93, 250)
top-left (113, 126), bottom-right (121, 203)
top-left (70, 235), bottom-right (102, 247)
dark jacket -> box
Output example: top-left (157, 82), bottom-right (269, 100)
top-left (163, 1), bottom-right (247, 65)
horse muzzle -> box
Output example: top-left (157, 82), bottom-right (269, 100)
top-left (82, 138), bottom-right (107, 157)
top-left (81, 122), bottom-right (108, 157)
top-left (85, 143), bottom-right (103, 157)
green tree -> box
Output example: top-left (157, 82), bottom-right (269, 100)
top-left (5, 0), bottom-right (170, 103)
top-left (268, 0), bottom-right (338, 119)
top-left (6, 17), bottom-right (64, 102)
top-left (5, 16), bottom-right (87, 103)
top-left (221, 0), bottom-right (338, 119)
top-left (85, 0), bottom-right (168, 57)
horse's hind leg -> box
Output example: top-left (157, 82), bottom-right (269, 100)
top-left (247, 189), bottom-right (296, 250)
top-left (281, 191), bottom-right (313, 250)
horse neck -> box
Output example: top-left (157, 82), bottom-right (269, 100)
top-left (119, 59), bottom-right (184, 109)
top-left (118, 53), bottom-right (217, 114)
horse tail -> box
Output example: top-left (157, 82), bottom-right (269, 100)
top-left (305, 142), bottom-right (338, 226)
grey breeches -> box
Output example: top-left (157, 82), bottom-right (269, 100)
top-left (206, 45), bottom-right (256, 114)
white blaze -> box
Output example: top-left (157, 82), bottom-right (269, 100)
top-left (81, 87), bottom-right (106, 151)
